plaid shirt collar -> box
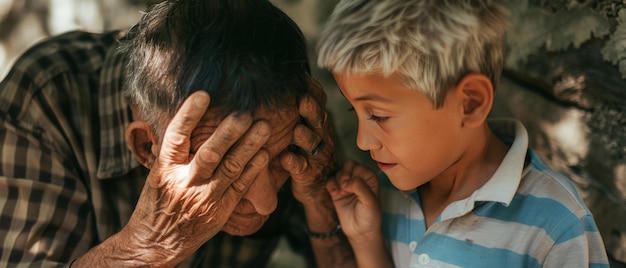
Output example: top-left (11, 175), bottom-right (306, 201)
top-left (97, 36), bottom-right (141, 179)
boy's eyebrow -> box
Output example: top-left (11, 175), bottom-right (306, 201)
top-left (338, 86), bottom-right (392, 102)
top-left (353, 94), bottom-right (392, 102)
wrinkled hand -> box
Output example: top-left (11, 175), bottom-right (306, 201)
top-left (326, 160), bottom-right (381, 240)
top-left (280, 79), bottom-right (336, 203)
top-left (124, 91), bottom-right (270, 264)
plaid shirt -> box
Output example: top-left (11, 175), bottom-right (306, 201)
top-left (0, 31), bottom-right (312, 267)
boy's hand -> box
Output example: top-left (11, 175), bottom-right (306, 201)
top-left (326, 160), bottom-right (381, 241)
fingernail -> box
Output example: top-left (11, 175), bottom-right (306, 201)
top-left (284, 154), bottom-right (294, 165)
top-left (341, 176), bottom-right (350, 187)
top-left (194, 91), bottom-right (209, 108)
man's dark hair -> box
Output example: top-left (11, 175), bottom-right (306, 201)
top-left (120, 0), bottom-right (311, 135)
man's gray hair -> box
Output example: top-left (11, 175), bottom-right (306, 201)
top-left (317, 0), bottom-right (509, 107)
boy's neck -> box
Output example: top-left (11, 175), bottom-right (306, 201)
top-left (418, 124), bottom-right (510, 228)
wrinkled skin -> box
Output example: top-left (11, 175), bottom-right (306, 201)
top-left (281, 79), bottom-right (336, 204)
top-left (123, 91), bottom-right (272, 265)
top-left (73, 81), bottom-right (341, 267)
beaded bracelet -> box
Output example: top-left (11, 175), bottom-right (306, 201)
top-left (306, 224), bottom-right (342, 239)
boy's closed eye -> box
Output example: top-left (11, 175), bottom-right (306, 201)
top-left (368, 114), bottom-right (388, 122)
top-left (346, 106), bottom-right (388, 122)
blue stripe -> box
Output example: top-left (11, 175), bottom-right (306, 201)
top-left (582, 215), bottom-right (599, 232)
top-left (417, 233), bottom-right (542, 268)
top-left (529, 151), bottom-right (584, 198)
top-left (409, 190), bottom-right (421, 206)
top-left (589, 262), bottom-right (610, 268)
top-left (473, 194), bottom-right (583, 242)
top-left (528, 150), bottom-right (550, 171)
top-left (382, 212), bottom-right (426, 245)
top-left (554, 215), bottom-right (599, 244)
top-left (380, 172), bottom-right (422, 205)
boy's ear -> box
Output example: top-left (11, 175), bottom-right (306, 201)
top-left (455, 73), bottom-right (494, 128)
top-left (126, 121), bottom-right (159, 169)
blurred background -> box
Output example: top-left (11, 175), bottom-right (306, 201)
top-left (0, 0), bottom-right (624, 266)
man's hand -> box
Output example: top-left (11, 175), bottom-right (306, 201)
top-left (278, 79), bottom-right (360, 267)
top-left (121, 91), bottom-right (270, 266)
top-left (280, 79), bottom-right (335, 204)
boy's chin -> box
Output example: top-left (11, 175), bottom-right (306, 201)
top-left (385, 172), bottom-right (423, 191)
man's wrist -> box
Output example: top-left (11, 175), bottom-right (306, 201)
top-left (300, 195), bottom-right (340, 235)
top-left (306, 224), bottom-right (342, 239)
top-left (294, 185), bottom-right (330, 204)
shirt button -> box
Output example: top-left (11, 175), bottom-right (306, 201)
top-left (418, 253), bottom-right (430, 265)
top-left (409, 241), bottom-right (418, 252)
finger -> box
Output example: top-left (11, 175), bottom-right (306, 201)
top-left (298, 94), bottom-right (326, 131)
top-left (296, 93), bottom-right (334, 158)
top-left (326, 179), bottom-right (340, 197)
top-left (353, 164), bottom-right (380, 197)
top-left (160, 91), bottom-right (211, 163)
top-left (308, 77), bottom-right (327, 107)
top-left (187, 113), bottom-right (255, 184)
top-left (210, 120), bottom-right (271, 189)
top-left (280, 152), bottom-right (307, 178)
top-left (279, 151), bottom-right (308, 181)
top-left (291, 124), bottom-right (321, 153)
top-left (326, 176), bottom-right (354, 204)
top-left (340, 176), bottom-right (378, 207)
top-left (336, 160), bottom-right (357, 179)
top-left (226, 149), bottom-right (270, 198)
top-left (330, 159), bottom-right (359, 197)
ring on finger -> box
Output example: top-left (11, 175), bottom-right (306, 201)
top-left (309, 140), bottom-right (326, 156)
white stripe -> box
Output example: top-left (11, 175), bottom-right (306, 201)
top-left (518, 169), bottom-right (590, 217)
top-left (433, 213), bottom-right (554, 262)
top-left (381, 186), bottom-right (423, 221)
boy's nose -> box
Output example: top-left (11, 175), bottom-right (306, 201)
top-left (356, 123), bottom-right (381, 151)
top-left (242, 168), bottom-right (278, 216)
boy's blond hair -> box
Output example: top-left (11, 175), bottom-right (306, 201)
top-left (317, 0), bottom-right (509, 107)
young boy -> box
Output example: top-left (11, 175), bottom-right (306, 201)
top-left (317, 0), bottom-right (610, 267)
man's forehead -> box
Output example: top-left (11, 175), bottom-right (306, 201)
top-left (203, 106), bottom-right (298, 123)
top-left (197, 106), bottom-right (300, 139)
top-left (192, 106), bottom-right (299, 155)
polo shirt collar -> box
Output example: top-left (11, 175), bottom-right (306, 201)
top-left (474, 119), bottom-right (529, 206)
top-left (440, 119), bottom-right (528, 220)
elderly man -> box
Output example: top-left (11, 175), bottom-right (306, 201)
top-left (0, 0), bottom-right (354, 266)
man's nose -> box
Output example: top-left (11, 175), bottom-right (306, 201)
top-left (242, 168), bottom-right (278, 216)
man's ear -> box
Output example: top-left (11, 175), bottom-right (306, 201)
top-left (454, 73), bottom-right (494, 128)
top-left (126, 121), bottom-right (158, 169)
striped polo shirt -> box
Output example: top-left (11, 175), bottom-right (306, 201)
top-left (380, 119), bottom-right (609, 267)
